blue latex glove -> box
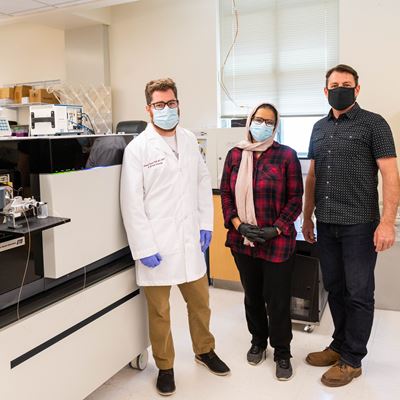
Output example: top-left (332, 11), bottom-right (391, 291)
top-left (200, 230), bottom-right (212, 253)
top-left (140, 253), bottom-right (162, 268)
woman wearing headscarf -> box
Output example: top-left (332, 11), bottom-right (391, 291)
top-left (220, 102), bottom-right (303, 380)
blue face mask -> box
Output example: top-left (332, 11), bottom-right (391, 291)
top-left (152, 107), bottom-right (179, 130)
top-left (249, 121), bottom-right (274, 142)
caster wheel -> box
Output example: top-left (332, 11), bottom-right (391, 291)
top-left (129, 349), bottom-right (148, 371)
top-left (304, 324), bottom-right (314, 333)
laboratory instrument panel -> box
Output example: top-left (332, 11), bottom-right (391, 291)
top-left (30, 104), bottom-right (84, 136)
top-left (0, 134), bottom-right (149, 400)
top-left (0, 134), bottom-right (133, 311)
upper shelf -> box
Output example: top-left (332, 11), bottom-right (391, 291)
top-left (0, 102), bottom-right (51, 109)
top-left (0, 79), bottom-right (61, 110)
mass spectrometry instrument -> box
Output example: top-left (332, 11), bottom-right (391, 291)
top-left (0, 135), bottom-right (149, 400)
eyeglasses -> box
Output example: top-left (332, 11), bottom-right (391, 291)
top-left (150, 100), bottom-right (179, 110)
top-left (252, 117), bottom-right (275, 128)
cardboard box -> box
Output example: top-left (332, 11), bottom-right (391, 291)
top-left (29, 88), bottom-right (59, 104)
top-left (0, 87), bottom-right (15, 100)
top-left (14, 85), bottom-right (32, 103)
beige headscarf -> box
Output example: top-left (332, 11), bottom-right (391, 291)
top-left (235, 102), bottom-right (280, 245)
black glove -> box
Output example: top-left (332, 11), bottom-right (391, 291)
top-left (258, 226), bottom-right (279, 240)
top-left (238, 223), bottom-right (266, 244)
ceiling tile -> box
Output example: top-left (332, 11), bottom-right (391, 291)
top-left (13, 6), bottom-right (54, 16)
top-left (0, 0), bottom-right (47, 15)
top-left (0, 1), bottom-right (131, 21)
top-left (38, 0), bottom-right (97, 7)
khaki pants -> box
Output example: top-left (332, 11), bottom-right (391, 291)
top-left (143, 274), bottom-right (215, 370)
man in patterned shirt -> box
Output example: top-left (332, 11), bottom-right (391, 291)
top-left (302, 64), bottom-right (400, 387)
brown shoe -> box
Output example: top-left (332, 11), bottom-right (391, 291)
top-left (306, 347), bottom-right (340, 367)
top-left (321, 361), bottom-right (362, 387)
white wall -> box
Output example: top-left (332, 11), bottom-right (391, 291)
top-left (339, 0), bottom-right (400, 310)
top-left (109, 0), bottom-right (218, 130)
top-left (65, 24), bottom-right (110, 85)
top-left (0, 23), bottom-right (65, 84)
top-left (109, 0), bottom-right (400, 150)
top-left (339, 0), bottom-right (400, 165)
top-left (0, 23), bottom-right (65, 122)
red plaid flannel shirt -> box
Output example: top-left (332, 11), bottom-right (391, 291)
top-left (220, 142), bottom-right (303, 262)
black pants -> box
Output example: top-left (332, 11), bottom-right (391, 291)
top-left (232, 251), bottom-right (295, 361)
top-left (317, 221), bottom-right (378, 368)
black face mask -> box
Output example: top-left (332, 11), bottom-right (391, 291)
top-left (327, 87), bottom-right (355, 111)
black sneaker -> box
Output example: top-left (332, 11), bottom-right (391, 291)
top-left (275, 359), bottom-right (293, 381)
top-left (195, 350), bottom-right (230, 376)
top-left (247, 345), bottom-right (267, 365)
top-left (156, 369), bottom-right (176, 396)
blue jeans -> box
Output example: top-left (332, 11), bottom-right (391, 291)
top-left (316, 221), bottom-right (378, 368)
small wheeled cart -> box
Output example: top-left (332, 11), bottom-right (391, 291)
top-left (291, 236), bottom-right (328, 333)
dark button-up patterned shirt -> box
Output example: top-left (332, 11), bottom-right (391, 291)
top-left (220, 142), bottom-right (303, 262)
top-left (308, 103), bottom-right (397, 224)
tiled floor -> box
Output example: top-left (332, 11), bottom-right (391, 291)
top-left (86, 287), bottom-right (400, 400)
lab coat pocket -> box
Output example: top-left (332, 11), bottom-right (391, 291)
top-left (187, 212), bottom-right (201, 244)
top-left (149, 217), bottom-right (180, 255)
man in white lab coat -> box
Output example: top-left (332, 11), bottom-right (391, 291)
top-left (120, 78), bottom-right (230, 396)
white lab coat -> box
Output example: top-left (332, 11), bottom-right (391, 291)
top-left (120, 124), bottom-right (213, 286)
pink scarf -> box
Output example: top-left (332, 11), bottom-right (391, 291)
top-left (235, 102), bottom-right (279, 245)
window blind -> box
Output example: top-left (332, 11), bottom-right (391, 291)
top-left (219, 0), bottom-right (338, 117)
